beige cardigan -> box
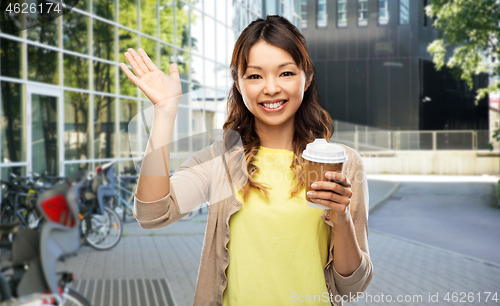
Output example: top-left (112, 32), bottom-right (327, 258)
top-left (133, 140), bottom-right (373, 306)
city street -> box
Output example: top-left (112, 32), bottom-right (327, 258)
top-left (368, 175), bottom-right (500, 265)
top-left (58, 176), bottom-right (500, 306)
top-left (353, 175), bottom-right (500, 306)
top-left (1, 0), bottom-right (498, 305)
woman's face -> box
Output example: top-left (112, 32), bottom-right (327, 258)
top-left (236, 40), bottom-right (311, 130)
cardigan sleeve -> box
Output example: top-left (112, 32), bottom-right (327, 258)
top-left (332, 148), bottom-right (374, 300)
top-left (133, 143), bottom-right (214, 229)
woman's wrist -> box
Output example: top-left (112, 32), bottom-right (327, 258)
top-left (331, 209), bottom-right (352, 227)
top-left (152, 102), bottom-right (178, 127)
top-left (153, 95), bottom-right (182, 112)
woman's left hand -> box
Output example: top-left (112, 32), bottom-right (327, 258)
top-left (307, 171), bottom-right (353, 225)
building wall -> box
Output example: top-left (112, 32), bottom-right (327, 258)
top-left (301, 0), bottom-right (488, 132)
top-left (302, 0), bottom-right (422, 130)
top-left (419, 59), bottom-right (490, 130)
top-left (0, 0), bottom-right (301, 179)
top-left (362, 150), bottom-right (500, 175)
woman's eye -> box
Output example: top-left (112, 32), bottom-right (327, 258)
top-left (247, 74), bottom-right (261, 79)
top-left (281, 71), bottom-right (295, 77)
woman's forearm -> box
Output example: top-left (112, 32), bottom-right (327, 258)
top-left (135, 102), bottom-right (178, 202)
top-left (332, 217), bottom-right (364, 277)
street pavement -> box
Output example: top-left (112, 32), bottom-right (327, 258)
top-left (58, 175), bottom-right (500, 306)
top-left (366, 177), bottom-right (401, 213)
top-left (367, 174), bottom-right (500, 265)
top-left (348, 174), bottom-right (500, 306)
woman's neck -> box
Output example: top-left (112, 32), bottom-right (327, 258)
top-left (255, 118), bottom-right (295, 151)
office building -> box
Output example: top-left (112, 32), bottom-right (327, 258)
top-left (0, 0), bottom-right (301, 179)
top-left (300, 0), bottom-right (489, 131)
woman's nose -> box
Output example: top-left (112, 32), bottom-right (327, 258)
top-left (263, 78), bottom-right (281, 95)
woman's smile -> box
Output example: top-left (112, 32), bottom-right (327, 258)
top-left (258, 99), bottom-right (289, 112)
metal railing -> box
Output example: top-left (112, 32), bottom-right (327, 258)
top-left (330, 120), bottom-right (491, 151)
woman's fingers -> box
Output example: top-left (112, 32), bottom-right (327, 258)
top-left (309, 190), bottom-right (351, 205)
top-left (138, 48), bottom-right (160, 72)
top-left (119, 63), bottom-right (141, 87)
top-left (127, 48), bottom-right (150, 77)
top-left (169, 63), bottom-right (180, 81)
top-left (311, 180), bottom-right (353, 198)
top-left (124, 51), bottom-right (145, 78)
top-left (310, 198), bottom-right (348, 212)
top-left (326, 172), bottom-right (351, 188)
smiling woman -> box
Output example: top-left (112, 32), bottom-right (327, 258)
top-left (223, 15), bottom-right (333, 203)
top-left (124, 14), bottom-right (373, 306)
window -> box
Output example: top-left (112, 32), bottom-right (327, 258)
top-left (317, 0), bottom-right (327, 28)
top-left (337, 0), bottom-right (347, 28)
top-left (423, 0), bottom-right (428, 27)
top-left (379, 0), bottom-right (389, 25)
top-left (301, 0), bottom-right (308, 29)
top-left (358, 0), bottom-right (367, 26)
top-left (400, 0), bottom-right (409, 24)
top-left (266, 0), bottom-right (277, 15)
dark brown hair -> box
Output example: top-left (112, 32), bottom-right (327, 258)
top-left (222, 15), bottom-right (334, 203)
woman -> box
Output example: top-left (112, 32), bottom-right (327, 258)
top-left (121, 15), bottom-right (373, 306)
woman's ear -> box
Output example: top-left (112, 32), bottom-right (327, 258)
top-left (235, 81), bottom-right (241, 94)
top-left (235, 78), bottom-right (243, 95)
top-left (304, 74), bottom-right (313, 92)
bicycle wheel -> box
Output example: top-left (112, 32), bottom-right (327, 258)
top-left (62, 287), bottom-right (92, 306)
top-left (180, 209), bottom-right (199, 221)
top-left (85, 207), bottom-right (123, 251)
top-left (113, 196), bottom-right (134, 218)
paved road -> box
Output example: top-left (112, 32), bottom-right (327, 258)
top-left (345, 229), bottom-right (500, 306)
top-left (58, 175), bottom-right (500, 306)
top-left (368, 178), bottom-right (500, 265)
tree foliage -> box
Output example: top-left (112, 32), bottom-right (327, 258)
top-left (425, 0), bottom-right (500, 101)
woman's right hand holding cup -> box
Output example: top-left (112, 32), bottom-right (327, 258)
top-left (120, 48), bottom-right (182, 109)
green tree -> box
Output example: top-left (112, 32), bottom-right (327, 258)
top-left (426, 0), bottom-right (500, 162)
top-left (426, 0), bottom-right (500, 99)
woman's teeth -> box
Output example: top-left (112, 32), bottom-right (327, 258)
top-left (262, 101), bottom-right (285, 109)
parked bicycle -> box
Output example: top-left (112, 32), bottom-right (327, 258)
top-left (77, 163), bottom-right (123, 251)
top-left (113, 170), bottom-right (209, 221)
top-left (0, 172), bottom-right (66, 230)
top-left (0, 172), bottom-right (92, 306)
top-left (114, 175), bottom-right (137, 222)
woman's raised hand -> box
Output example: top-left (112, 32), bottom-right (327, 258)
top-left (120, 48), bottom-right (182, 107)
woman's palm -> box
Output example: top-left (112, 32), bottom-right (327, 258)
top-left (138, 69), bottom-right (180, 104)
top-left (120, 48), bottom-right (182, 106)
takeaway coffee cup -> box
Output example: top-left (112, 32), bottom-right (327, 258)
top-left (302, 139), bottom-right (348, 209)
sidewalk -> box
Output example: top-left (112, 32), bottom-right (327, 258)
top-left (367, 174), bottom-right (499, 212)
top-left (57, 175), bottom-right (500, 305)
top-left (61, 220), bottom-right (500, 306)
top-left (367, 176), bottom-right (400, 213)
top-left (345, 229), bottom-right (500, 306)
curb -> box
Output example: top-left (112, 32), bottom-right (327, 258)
top-left (369, 182), bottom-right (401, 215)
top-left (496, 180), bottom-right (500, 208)
top-left (370, 229), bottom-right (500, 269)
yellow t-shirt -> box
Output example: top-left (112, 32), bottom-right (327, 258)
top-left (222, 146), bottom-right (331, 305)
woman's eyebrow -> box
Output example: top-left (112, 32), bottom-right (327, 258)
top-left (247, 62), bottom-right (297, 70)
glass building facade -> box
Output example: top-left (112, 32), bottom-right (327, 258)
top-left (0, 0), bottom-right (301, 181)
top-left (300, 0), bottom-right (488, 131)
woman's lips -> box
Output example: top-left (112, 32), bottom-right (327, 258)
top-left (258, 100), bottom-right (288, 113)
